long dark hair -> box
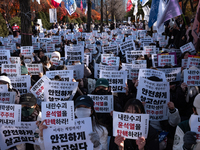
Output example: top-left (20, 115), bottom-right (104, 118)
top-left (124, 98), bottom-right (145, 114)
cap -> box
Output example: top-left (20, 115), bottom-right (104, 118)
top-left (74, 95), bottom-right (94, 108)
top-left (194, 94), bottom-right (200, 115)
top-left (20, 93), bottom-right (37, 106)
top-left (21, 65), bottom-right (28, 75)
top-left (95, 78), bottom-right (109, 88)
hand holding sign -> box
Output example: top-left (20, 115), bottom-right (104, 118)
top-left (39, 120), bottom-right (48, 138)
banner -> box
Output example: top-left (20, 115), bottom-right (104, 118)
top-left (113, 111), bottom-right (149, 139)
top-left (1, 64), bottom-right (21, 77)
top-left (44, 81), bottom-right (78, 101)
top-left (43, 117), bottom-right (93, 150)
top-left (136, 78), bottom-right (170, 121)
top-left (46, 70), bottom-right (73, 81)
top-left (30, 75), bottom-right (50, 100)
top-left (0, 122), bottom-right (39, 150)
top-left (158, 67), bottom-right (181, 82)
top-left (0, 103), bottom-right (21, 126)
top-left (100, 70), bottom-right (127, 93)
top-left (88, 95), bottom-right (114, 113)
top-left (184, 69), bottom-right (200, 86)
top-left (42, 101), bottom-right (74, 126)
top-left (10, 75), bottom-right (31, 95)
top-left (49, 8), bottom-right (57, 23)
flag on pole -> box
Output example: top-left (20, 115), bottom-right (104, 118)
top-left (133, 2), bottom-right (138, 16)
top-left (148, 0), bottom-right (160, 28)
top-left (64, 0), bottom-right (77, 16)
top-left (142, 0), bottom-right (149, 6)
top-left (85, 4), bottom-right (88, 15)
top-left (156, 0), bottom-right (182, 34)
top-left (81, 0), bottom-right (83, 13)
top-left (51, 0), bottom-right (62, 8)
top-left (127, 0), bottom-right (133, 12)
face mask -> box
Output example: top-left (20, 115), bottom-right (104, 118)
top-left (75, 107), bottom-right (91, 118)
top-left (96, 89), bottom-right (108, 95)
top-left (22, 106), bottom-right (35, 117)
top-left (75, 62), bottom-right (81, 65)
top-left (24, 59), bottom-right (31, 63)
top-left (51, 57), bottom-right (59, 61)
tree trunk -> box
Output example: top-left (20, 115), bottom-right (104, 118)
top-left (100, 0), bottom-right (103, 32)
top-left (19, 0), bottom-right (32, 46)
top-left (87, 0), bottom-right (92, 32)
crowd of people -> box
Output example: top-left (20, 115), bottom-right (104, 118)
top-left (0, 14), bottom-right (200, 150)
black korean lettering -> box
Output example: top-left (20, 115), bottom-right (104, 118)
top-left (3, 130), bottom-right (11, 137)
top-left (5, 138), bottom-right (13, 146)
top-left (13, 137), bottom-right (21, 143)
top-left (50, 134), bottom-right (59, 143)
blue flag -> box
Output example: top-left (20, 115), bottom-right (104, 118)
top-left (63, 0), bottom-right (77, 16)
top-left (148, 0), bottom-right (160, 28)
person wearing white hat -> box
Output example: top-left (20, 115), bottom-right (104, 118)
top-left (0, 74), bottom-right (20, 104)
top-left (173, 94), bottom-right (200, 150)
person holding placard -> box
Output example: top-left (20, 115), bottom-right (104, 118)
top-left (38, 95), bottom-right (108, 150)
top-left (173, 94), bottom-right (200, 150)
top-left (111, 99), bottom-right (159, 150)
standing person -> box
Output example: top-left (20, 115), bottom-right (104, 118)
top-left (38, 95), bottom-right (108, 150)
top-left (12, 23), bottom-right (20, 38)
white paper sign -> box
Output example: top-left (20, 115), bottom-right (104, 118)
top-left (120, 40), bottom-right (136, 55)
top-left (1, 64), bottom-right (21, 77)
top-left (100, 70), bottom-right (127, 93)
top-left (42, 101), bottom-right (74, 126)
top-left (10, 75), bottom-right (31, 95)
top-left (44, 81), bottom-right (78, 101)
top-left (125, 51), bottom-right (143, 63)
top-left (43, 117), bottom-right (93, 150)
top-left (157, 68), bottom-right (181, 82)
top-left (138, 69), bottom-right (167, 81)
top-left (0, 92), bottom-right (15, 104)
top-left (30, 75), bottom-right (50, 100)
top-left (190, 115), bottom-right (200, 141)
top-left (184, 69), bottom-right (200, 86)
top-left (0, 50), bottom-right (10, 67)
top-left (46, 70), bottom-right (73, 82)
top-left (20, 46), bottom-right (33, 56)
top-left (182, 59), bottom-right (188, 69)
top-left (65, 45), bottom-right (84, 62)
top-left (46, 43), bottom-right (55, 53)
top-left (9, 57), bottom-right (21, 64)
top-left (66, 64), bottom-right (84, 79)
top-left (113, 111), bottom-right (149, 139)
top-left (187, 57), bottom-right (200, 69)
top-left (88, 95), bottom-right (114, 113)
top-left (102, 45), bottom-right (118, 55)
top-left (49, 8), bottom-right (57, 23)
top-left (25, 63), bottom-right (43, 75)
top-left (0, 122), bottom-right (39, 150)
top-left (158, 54), bottom-right (175, 67)
top-left (0, 103), bottom-right (21, 126)
top-left (180, 42), bottom-right (196, 54)
top-left (136, 78), bottom-right (170, 121)
top-left (143, 46), bottom-right (156, 54)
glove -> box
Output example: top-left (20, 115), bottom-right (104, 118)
top-left (183, 131), bottom-right (197, 150)
top-left (89, 132), bottom-right (101, 148)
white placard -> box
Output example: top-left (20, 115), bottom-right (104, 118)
top-left (158, 54), bottom-right (175, 67)
top-left (152, 54), bottom-right (158, 67)
top-left (20, 46), bottom-right (33, 56)
top-left (138, 69), bottom-right (167, 81)
top-left (43, 117), bottom-right (93, 150)
top-left (143, 46), bottom-right (156, 55)
top-left (136, 78), bottom-right (170, 121)
top-left (49, 8), bottom-right (57, 23)
top-left (102, 45), bottom-right (118, 55)
top-left (180, 42), bottom-right (196, 54)
top-left (1, 64), bottom-right (21, 77)
top-left (25, 63), bottom-right (43, 75)
top-left (46, 43), bottom-right (55, 53)
top-left (113, 111), bottom-right (149, 139)
top-left (0, 122), bottom-right (39, 150)
top-left (30, 75), bottom-right (50, 100)
top-left (51, 36), bottom-right (61, 44)
top-left (157, 67), bottom-right (181, 82)
top-left (125, 51), bottom-right (143, 63)
top-left (0, 103), bottom-right (21, 126)
top-left (94, 63), bottom-right (118, 79)
top-left (187, 57), bottom-right (200, 69)
top-left (44, 81), bottom-right (78, 101)
top-left (0, 50), bottom-right (10, 67)
top-left (42, 101), bottom-right (74, 126)
top-left (0, 85), bottom-right (8, 92)
top-left (65, 45), bottom-right (84, 62)
top-left (9, 57), bottom-right (21, 64)
top-left (182, 59), bottom-right (188, 69)
top-left (66, 64), bottom-right (84, 79)
top-left (120, 40), bottom-right (136, 55)
top-left (46, 70), bottom-right (73, 81)
top-left (184, 69), bottom-right (200, 86)
top-left (10, 75), bottom-right (31, 95)
top-left (88, 95), bottom-right (114, 113)
top-left (0, 92), bottom-right (15, 104)
top-left (190, 115), bottom-right (200, 141)
top-left (100, 70), bottom-right (127, 93)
